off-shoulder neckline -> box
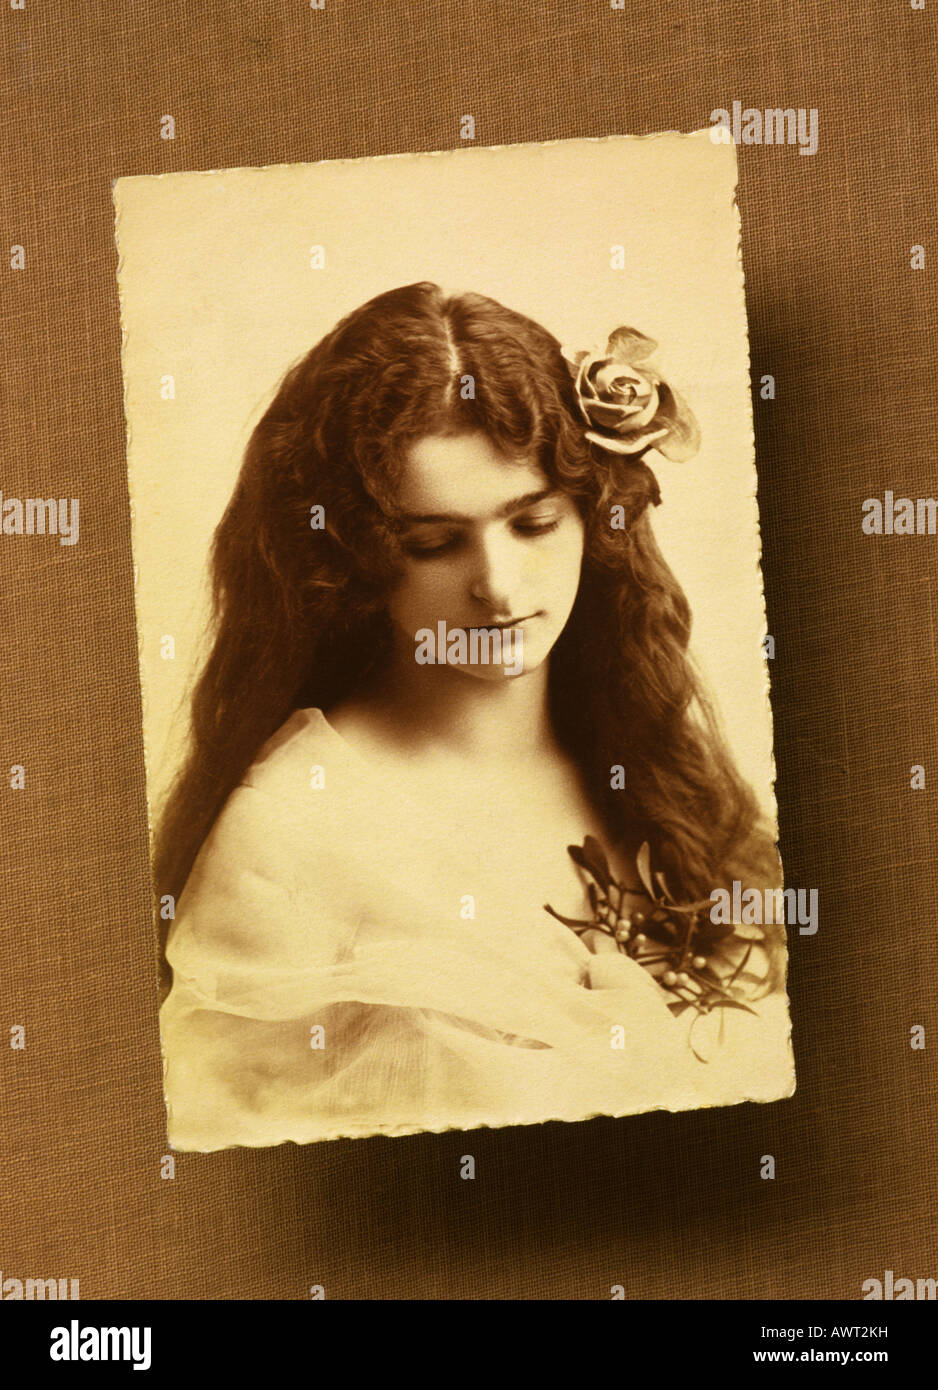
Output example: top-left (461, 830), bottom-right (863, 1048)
top-left (298, 706), bottom-right (373, 769)
top-left (293, 706), bottom-right (432, 817)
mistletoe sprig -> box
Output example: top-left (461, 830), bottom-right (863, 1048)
top-left (544, 836), bottom-right (770, 1061)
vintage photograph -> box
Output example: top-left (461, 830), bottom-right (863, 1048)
top-left (114, 133), bottom-right (795, 1151)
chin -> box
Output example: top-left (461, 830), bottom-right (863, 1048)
top-left (459, 665), bottom-right (529, 683)
top-left (459, 645), bottom-right (550, 681)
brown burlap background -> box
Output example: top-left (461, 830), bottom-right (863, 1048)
top-left (2, 1), bottom-right (935, 1300)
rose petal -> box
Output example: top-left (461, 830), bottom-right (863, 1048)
top-left (560, 346), bottom-right (594, 375)
top-left (625, 383), bottom-right (660, 429)
top-left (653, 383), bottom-right (702, 461)
top-left (573, 364), bottom-right (599, 424)
top-left (572, 398), bottom-right (593, 428)
top-left (576, 360), bottom-right (601, 400)
top-left (585, 400), bottom-right (635, 429)
top-left (605, 326), bottom-right (659, 362)
top-left (592, 361), bottom-right (648, 397)
top-left (569, 368), bottom-right (596, 426)
top-left (585, 425), bottom-right (669, 455)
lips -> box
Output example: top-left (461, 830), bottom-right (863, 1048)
top-left (484, 613), bottom-right (539, 629)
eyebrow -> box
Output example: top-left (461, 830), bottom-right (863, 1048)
top-left (396, 489), bottom-right (559, 525)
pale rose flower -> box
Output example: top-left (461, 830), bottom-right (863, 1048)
top-left (560, 327), bottom-right (701, 461)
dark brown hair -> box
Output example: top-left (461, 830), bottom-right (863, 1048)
top-left (153, 281), bottom-right (782, 995)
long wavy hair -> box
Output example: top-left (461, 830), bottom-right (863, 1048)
top-left (152, 281), bottom-right (783, 997)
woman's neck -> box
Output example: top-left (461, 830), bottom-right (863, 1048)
top-left (347, 641), bottom-right (559, 763)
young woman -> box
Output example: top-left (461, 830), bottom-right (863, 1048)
top-left (155, 281), bottom-right (793, 1151)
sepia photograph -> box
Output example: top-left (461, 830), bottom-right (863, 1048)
top-left (115, 133), bottom-right (795, 1152)
top-left (8, 0), bottom-right (936, 1328)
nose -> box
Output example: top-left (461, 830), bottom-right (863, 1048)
top-left (468, 527), bottom-right (521, 616)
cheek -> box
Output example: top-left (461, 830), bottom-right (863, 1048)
top-left (387, 565), bottom-right (456, 627)
top-left (526, 523), bottom-right (584, 598)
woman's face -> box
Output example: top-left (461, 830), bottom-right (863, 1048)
top-left (386, 432), bottom-right (585, 680)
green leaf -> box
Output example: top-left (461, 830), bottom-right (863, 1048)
top-left (605, 326), bottom-right (658, 362)
top-left (708, 998), bottom-right (759, 1018)
top-left (580, 835), bottom-right (612, 891)
top-left (695, 921), bottom-right (736, 943)
top-left (543, 904), bottom-right (594, 930)
top-left (725, 941), bottom-right (754, 988)
top-left (635, 841), bottom-right (656, 897)
top-left (566, 843), bottom-right (596, 885)
top-left (653, 382), bottom-right (702, 463)
top-left (654, 870), bottom-right (673, 901)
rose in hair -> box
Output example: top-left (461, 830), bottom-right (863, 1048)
top-left (561, 327), bottom-right (701, 461)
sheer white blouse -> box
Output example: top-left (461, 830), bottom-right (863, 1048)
top-left (158, 708), bottom-right (795, 1150)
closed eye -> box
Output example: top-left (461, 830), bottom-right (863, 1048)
top-left (401, 515), bottom-right (562, 558)
top-left (401, 534), bottom-right (461, 557)
top-left (512, 517), bottom-right (561, 537)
